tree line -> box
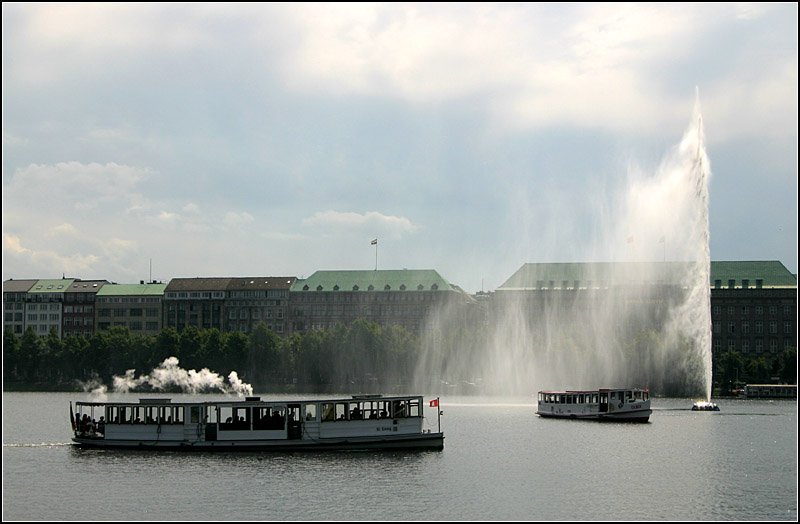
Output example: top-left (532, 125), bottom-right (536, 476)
top-left (2, 319), bottom-right (795, 395)
top-left (2, 319), bottom-right (421, 393)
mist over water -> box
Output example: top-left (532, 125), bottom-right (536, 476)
top-left (417, 99), bottom-right (712, 398)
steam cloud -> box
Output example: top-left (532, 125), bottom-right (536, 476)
top-left (112, 357), bottom-right (254, 397)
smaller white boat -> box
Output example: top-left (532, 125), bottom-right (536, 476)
top-left (536, 387), bottom-right (651, 422)
top-left (691, 401), bottom-right (720, 411)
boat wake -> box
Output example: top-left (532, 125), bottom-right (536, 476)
top-left (3, 442), bottom-right (73, 448)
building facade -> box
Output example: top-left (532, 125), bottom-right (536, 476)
top-left (289, 269), bottom-right (473, 335)
top-left (710, 261), bottom-right (797, 358)
top-left (24, 279), bottom-right (74, 337)
top-left (162, 277), bottom-right (296, 334)
top-left (224, 277), bottom-right (295, 335)
top-left (63, 279), bottom-right (108, 338)
top-left (163, 278), bottom-right (230, 332)
top-left (3, 279), bottom-right (37, 336)
top-left (494, 260), bottom-right (797, 362)
top-left (95, 282), bottom-right (167, 336)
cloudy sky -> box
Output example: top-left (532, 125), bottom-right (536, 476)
top-left (2, 3), bottom-right (797, 293)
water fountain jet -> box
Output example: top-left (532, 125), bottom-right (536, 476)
top-left (416, 96), bottom-right (713, 399)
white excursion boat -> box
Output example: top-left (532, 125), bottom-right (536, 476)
top-left (70, 394), bottom-right (443, 451)
top-left (536, 387), bottom-right (651, 422)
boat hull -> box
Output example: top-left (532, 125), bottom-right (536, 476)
top-left (71, 432), bottom-right (444, 452)
top-left (536, 409), bottom-right (651, 422)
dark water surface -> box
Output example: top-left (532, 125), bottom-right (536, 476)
top-left (3, 393), bottom-right (797, 521)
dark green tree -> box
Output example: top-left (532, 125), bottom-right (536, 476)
top-left (3, 329), bottom-right (22, 382)
top-left (248, 321), bottom-right (282, 387)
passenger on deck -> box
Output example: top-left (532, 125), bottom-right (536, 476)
top-left (97, 416), bottom-right (105, 434)
top-left (351, 406), bottom-right (362, 420)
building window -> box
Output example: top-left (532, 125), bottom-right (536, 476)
top-left (755, 305), bottom-right (763, 315)
top-left (741, 340), bottom-right (750, 355)
top-left (741, 321), bottom-right (750, 334)
top-left (728, 322), bottom-right (735, 334)
top-left (769, 339), bottom-right (778, 353)
top-left (769, 321), bottom-right (777, 334)
top-left (727, 340), bottom-right (736, 351)
top-left (755, 340), bottom-right (763, 353)
top-left (784, 322), bottom-right (793, 335)
top-left (755, 321), bottom-right (763, 334)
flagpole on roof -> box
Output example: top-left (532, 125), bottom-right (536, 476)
top-left (371, 238), bottom-right (378, 270)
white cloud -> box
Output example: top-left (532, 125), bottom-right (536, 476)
top-left (4, 161), bottom-right (152, 211)
top-left (303, 210), bottom-right (419, 236)
top-left (223, 211), bottom-right (255, 228)
top-left (3, 233), bottom-right (101, 278)
top-left (50, 223), bottom-right (78, 236)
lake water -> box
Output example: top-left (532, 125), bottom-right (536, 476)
top-left (2, 392), bottom-right (797, 521)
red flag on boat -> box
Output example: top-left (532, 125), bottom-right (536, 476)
top-left (429, 399), bottom-right (439, 407)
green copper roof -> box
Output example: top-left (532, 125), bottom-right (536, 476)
top-left (710, 261), bottom-right (796, 288)
top-left (498, 261), bottom-right (796, 290)
top-left (498, 262), bottom-right (695, 290)
top-left (291, 269), bottom-right (454, 292)
top-left (96, 283), bottom-right (167, 296)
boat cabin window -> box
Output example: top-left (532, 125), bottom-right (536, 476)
top-left (392, 398), bottom-right (420, 418)
top-left (253, 407), bottom-right (285, 430)
top-left (320, 398), bottom-right (420, 422)
top-left (219, 406), bottom-right (252, 430)
top-left (146, 406), bottom-right (160, 424)
top-left (304, 404), bottom-right (317, 421)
